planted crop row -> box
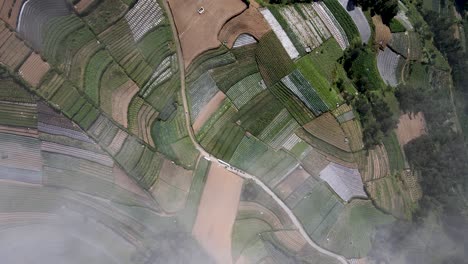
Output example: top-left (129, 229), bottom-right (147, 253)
top-left (258, 109), bottom-right (300, 150)
top-left (42, 15), bottom-right (94, 68)
top-left (281, 69), bottom-right (330, 115)
top-left (186, 46), bottom-right (236, 84)
top-left (255, 31), bottom-right (295, 87)
top-left (269, 82), bottom-right (314, 125)
top-left (322, 0), bottom-right (360, 42)
top-left (226, 73), bottom-right (265, 109)
top-left (235, 90), bottom-right (284, 136)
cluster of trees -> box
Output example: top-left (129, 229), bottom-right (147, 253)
top-left (422, 10), bottom-right (468, 118)
top-left (342, 44), bottom-right (398, 147)
top-left (355, 0), bottom-right (399, 24)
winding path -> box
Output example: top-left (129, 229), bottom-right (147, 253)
top-left (162, 1), bottom-right (348, 263)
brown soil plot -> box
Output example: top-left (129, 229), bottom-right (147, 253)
top-left (192, 164), bottom-right (243, 264)
top-left (396, 112), bottom-right (427, 146)
top-left (218, 1), bottom-right (270, 48)
top-left (111, 80), bottom-right (139, 128)
top-left (74, 0), bottom-right (97, 14)
top-left (0, 0), bottom-right (23, 29)
top-left (168, 0), bottom-right (246, 68)
top-left (372, 15), bottom-right (392, 49)
top-left (303, 112), bottom-right (351, 152)
top-left (18, 53), bottom-right (50, 88)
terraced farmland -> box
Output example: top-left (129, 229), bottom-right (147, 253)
top-left (323, 0), bottom-right (361, 43)
top-left (281, 69), bottom-right (330, 115)
top-left (256, 31), bottom-right (295, 86)
top-left (124, 0), bottom-right (165, 42)
top-left (226, 73), bottom-right (265, 109)
top-left (278, 4), bottom-right (331, 51)
top-left (0, 0), bottom-right (414, 261)
top-left (377, 48), bottom-right (403, 87)
top-left (188, 72), bottom-right (220, 122)
top-left (297, 55), bottom-right (343, 109)
top-left (17, 0), bottom-right (71, 50)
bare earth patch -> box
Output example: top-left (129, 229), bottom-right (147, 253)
top-left (372, 15), bottom-right (392, 48)
top-left (74, 0), bottom-right (97, 14)
top-left (111, 80), bottom-right (139, 128)
top-left (396, 112), bottom-right (427, 146)
top-left (274, 166), bottom-right (310, 200)
top-left (168, 0), bottom-right (246, 68)
top-left (0, 125), bottom-right (38, 138)
top-left (113, 164), bottom-right (150, 199)
top-left (18, 53), bottom-right (50, 88)
top-left (158, 159), bottom-right (193, 192)
top-left (192, 164), bottom-right (243, 264)
top-left (149, 159), bottom-right (194, 213)
top-left (303, 112), bottom-right (351, 152)
top-left (0, 22), bottom-right (31, 69)
top-left (0, 0), bottom-right (23, 28)
top-left (218, 1), bottom-right (270, 48)
top-left (193, 91), bottom-right (226, 133)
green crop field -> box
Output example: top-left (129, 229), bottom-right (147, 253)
top-left (137, 25), bottom-right (174, 68)
top-left (268, 6), bottom-right (306, 56)
top-left (115, 135), bottom-right (145, 172)
top-left (226, 73), bottom-right (265, 109)
top-left (308, 39), bottom-right (357, 95)
top-left (152, 106), bottom-right (199, 168)
top-left (322, 0), bottom-right (360, 43)
top-left (230, 135), bottom-right (298, 187)
top-left (283, 69), bottom-right (331, 114)
top-left (256, 31), bottom-right (295, 87)
top-left (405, 62), bottom-right (430, 88)
top-left (232, 218), bottom-right (272, 261)
top-left (235, 90), bottom-right (284, 136)
top-left (42, 15), bottom-right (95, 68)
top-left (309, 38), bottom-right (343, 78)
top-left (178, 158), bottom-right (210, 231)
top-left (296, 55), bottom-right (343, 108)
top-left (130, 147), bottom-right (164, 188)
top-left (83, 0), bottom-right (128, 34)
top-left (0, 101), bottom-right (37, 128)
top-left (322, 200), bottom-right (394, 258)
top-left (382, 131), bottom-right (406, 173)
top-left (269, 82), bottom-right (315, 125)
top-left (84, 50), bottom-right (113, 104)
top-left (389, 18), bottom-right (406, 33)
top-left (210, 45), bottom-right (258, 93)
top-left (196, 99), bottom-right (245, 161)
top-left (0, 79), bottom-right (35, 103)
top-left (293, 182), bottom-right (343, 235)
top-left (186, 46), bottom-right (236, 84)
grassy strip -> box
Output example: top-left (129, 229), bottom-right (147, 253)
top-left (382, 131), bottom-right (405, 173)
top-left (296, 55), bottom-right (342, 108)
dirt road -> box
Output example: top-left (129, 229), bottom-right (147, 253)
top-left (162, 1), bottom-right (349, 263)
